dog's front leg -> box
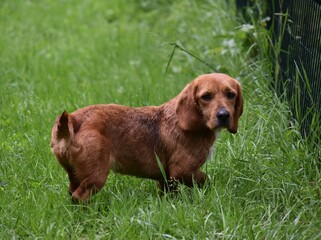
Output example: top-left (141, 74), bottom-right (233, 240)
top-left (157, 177), bottom-right (180, 194)
top-left (182, 169), bottom-right (206, 188)
top-left (169, 167), bottom-right (207, 189)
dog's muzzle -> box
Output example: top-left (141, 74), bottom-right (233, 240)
top-left (216, 108), bottom-right (230, 127)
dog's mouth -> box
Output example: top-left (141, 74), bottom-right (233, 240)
top-left (217, 118), bottom-right (230, 128)
top-left (206, 118), bottom-right (230, 131)
top-left (203, 108), bottom-right (231, 131)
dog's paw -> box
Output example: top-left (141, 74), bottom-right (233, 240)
top-left (168, 177), bottom-right (179, 192)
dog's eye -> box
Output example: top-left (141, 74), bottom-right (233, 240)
top-left (201, 93), bottom-right (213, 101)
top-left (227, 92), bottom-right (236, 99)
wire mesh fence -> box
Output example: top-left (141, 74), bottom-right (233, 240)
top-left (269, 0), bottom-right (321, 140)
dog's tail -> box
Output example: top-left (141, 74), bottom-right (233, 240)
top-left (51, 111), bottom-right (77, 159)
top-left (56, 111), bottom-right (73, 139)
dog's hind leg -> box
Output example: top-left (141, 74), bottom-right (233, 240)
top-left (71, 165), bottom-right (110, 202)
top-left (70, 136), bottom-right (111, 202)
top-left (61, 162), bottom-right (79, 195)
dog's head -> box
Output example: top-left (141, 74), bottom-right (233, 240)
top-left (176, 73), bottom-right (243, 133)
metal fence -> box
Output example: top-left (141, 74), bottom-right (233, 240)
top-left (269, 0), bottom-right (321, 140)
top-left (236, 0), bottom-right (321, 140)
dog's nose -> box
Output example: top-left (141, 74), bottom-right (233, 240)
top-left (216, 108), bottom-right (230, 124)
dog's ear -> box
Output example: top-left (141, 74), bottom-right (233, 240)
top-left (176, 82), bottom-right (202, 131)
top-left (228, 82), bottom-right (243, 134)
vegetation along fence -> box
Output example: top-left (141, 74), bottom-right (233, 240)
top-left (269, 0), bottom-right (321, 141)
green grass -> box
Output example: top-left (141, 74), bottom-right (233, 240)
top-left (1, 0), bottom-right (321, 239)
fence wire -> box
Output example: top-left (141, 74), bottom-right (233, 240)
top-left (269, 0), bottom-right (321, 139)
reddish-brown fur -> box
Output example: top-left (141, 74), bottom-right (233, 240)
top-left (50, 73), bottom-right (243, 201)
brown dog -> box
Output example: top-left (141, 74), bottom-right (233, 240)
top-left (51, 73), bottom-right (243, 201)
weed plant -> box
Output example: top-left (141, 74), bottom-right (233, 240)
top-left (0, 0), bottom-right (320, 239)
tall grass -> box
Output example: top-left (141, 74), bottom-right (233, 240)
top-left (1, 0), bottom-right (320, 239)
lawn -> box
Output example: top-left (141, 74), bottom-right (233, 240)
top-left (1, 0), bottom-right (320, 239)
